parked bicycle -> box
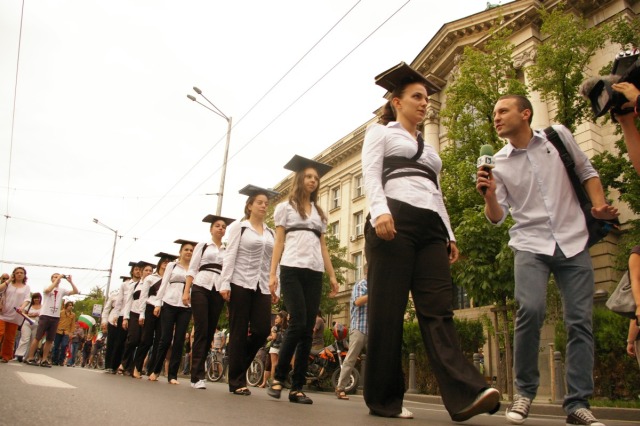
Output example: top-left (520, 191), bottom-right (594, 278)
top-left (205, 349), bottom-right (228, 382)
top-left (245, 345), bottom-right (267, 387)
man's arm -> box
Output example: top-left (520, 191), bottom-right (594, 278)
top-left (66, 275), bottom-right (79, 295)
top-left (582, 177), bottom-right (619, 220)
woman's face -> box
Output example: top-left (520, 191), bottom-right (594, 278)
top-left (142, 265), bottom-right (153, 278)
top-left (181, 244), bottom-right (194, 262)
top-left (302, 167), bottom-right (319, 195)
top-left (12, 268), bottom-right (26, 283)
top-left (33, 296), bottom-right (41, 304)
top-left (275, 315), bottom-right (282, 325)
top-left (210, 220), bottom-right (227, 241)
top-left (393, 82), bottom-right (428, 126)
top-left (248, 194), bottom-right (269, 220)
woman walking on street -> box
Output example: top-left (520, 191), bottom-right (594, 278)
top-left (361, 62), bottom-right (499, 421)
top-left (149, 240), bottom-right (195, 384)
top-left (0, 267), bottom-right (31, 363)
top-left (220, 184), bottom-right (279, 396)
top-left (267, 155), bottom-right (339, 405)
top-left (182, 214), bottom-right (234, 390)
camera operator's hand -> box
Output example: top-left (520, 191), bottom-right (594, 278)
top-left (613, 82), bottom-right (640, 105)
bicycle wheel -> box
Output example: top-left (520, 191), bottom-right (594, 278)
top-left (245, 358), bottom-right (264, 387)
top-left (206, 357), bottom-right (224, 382)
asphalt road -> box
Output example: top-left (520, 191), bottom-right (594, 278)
top-left (0, 361), bottom-right (636, 426)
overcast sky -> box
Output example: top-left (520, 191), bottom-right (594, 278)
top-left (0, 0), bottom-right (495, 300)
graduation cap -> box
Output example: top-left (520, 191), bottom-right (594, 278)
top-left (238, 184), bottom-right (280, 199)
top-left (284, 155), bottom-right (332, 178)
top-left (201, 215), bottom-right (235, 226)
top-left (374, 61), bottom-right (441, 95)
top-left (128, 261), bottom-right (139, 268)
top-left (119, 276), bottom-right (130, 281)
top-left (154, 252), bottom-right (178, 262)
top-left (137, 260), bottom-right (155, 269)
top-left (174, 239), bottom-right (198, 246)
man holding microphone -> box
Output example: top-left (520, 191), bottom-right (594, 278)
top-left (476, 95), bottom-right (618, 426)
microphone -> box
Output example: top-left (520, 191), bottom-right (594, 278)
top-left (477, 144), bottom-right (495, 195)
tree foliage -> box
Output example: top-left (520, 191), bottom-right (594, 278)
top-left (439, 27), bottom-right (526, 305)
top-left (527, 5), bottom-right (609, 131)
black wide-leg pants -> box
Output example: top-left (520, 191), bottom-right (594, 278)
top-left (227, 283), bottom-right (271, 391)
top-left (364, 198), bottom-right (488, 417)
top-left (121, 312), bottom-right (142, 373)
top-left (152, 303), bottom-right (191, 381)
top-left (190, 284), bottom-right (225, 383)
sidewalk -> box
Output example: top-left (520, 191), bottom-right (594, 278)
top-left (400, 392), bottom-right (639, 423)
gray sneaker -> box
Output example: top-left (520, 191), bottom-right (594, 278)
top-left (506, 394), bottom-right (532, 425)
top-left (566, 408), bottom-right (605, 426)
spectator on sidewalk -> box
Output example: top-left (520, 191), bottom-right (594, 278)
top-left (67, 321), bottom-right (85, 366)
top-left (14, 292), bottom-right (41, 362)
top-left (53, 301), bottom-right (76, 366)
top-left (0, 267), bottom-right (31, 363)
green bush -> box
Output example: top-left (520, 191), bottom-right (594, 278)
top-left (401, 317), bottom-right (486, 394)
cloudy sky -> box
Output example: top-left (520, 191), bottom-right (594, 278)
top-left (0, 0), bottom-right (494, 299)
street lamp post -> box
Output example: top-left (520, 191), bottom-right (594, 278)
top-left (187, 87), bottom-right (232, 215)
top-left (93, 218), bottom-right (118, 298)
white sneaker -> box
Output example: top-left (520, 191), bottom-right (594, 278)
top-left (392, 407), bottom-right (414, 419)
top-left (506, 394), bottom-right (532, 425)
top-left (191, 380), bottom-right (206, 389)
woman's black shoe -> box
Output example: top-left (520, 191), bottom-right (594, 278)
top-left (289, 391), bottom-right (313, 404)
top-left (267, 380), bottom-right (283, 399)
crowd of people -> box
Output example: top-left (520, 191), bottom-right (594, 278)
top-left (5, 60), bottom-right (640, 426)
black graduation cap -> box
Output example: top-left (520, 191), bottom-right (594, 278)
top-left (374, 61), bottom-right (441, 95)
top-left (119, 276), bottom-right (130, 281)
top-left (137, 260), bottom-right (155, 269)
top-left (174, 239), bottom-right (198, 246)
top-left (201, 215), bottom-right (235, 225)
top-left (128, 261), bottom-right (138, 267)
top-left (154, 252), bottom-right (178, 261)
top-left (238, 184), bottom-right (280, 199)
top-left (284, 155), bottom-right (332, 178)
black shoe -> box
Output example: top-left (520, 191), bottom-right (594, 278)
top-left (26, 359), bottom-right (38, 366)
top-left (267, 380), bottom-right (283, 399)
top-left (232, 387), bottom-right (251, 396)
top-left (289, 391), bottom-right (313, 404)
top-left (16, 356), bottom-right (23, 363)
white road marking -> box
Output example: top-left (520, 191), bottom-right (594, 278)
top-left (16, 372), bottom-right (76, 388)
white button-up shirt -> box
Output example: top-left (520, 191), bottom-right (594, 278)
top-left (187, 240), bottom-right (225, 291)
top-left (137, 272), bottom-right (163, 320)
top-left (101, 294), bottom-right (118, 325)
top-left (362, 122), bottom-right (455, 241)
top-left (123, 279), bottom-right (146, 319)
top-left (219, 220), bottom-right (276, 296)
top-left (155, 262), bottom-right (190, 309)
top-left (274, 201), bottom-right (326, 272)
top-left (491, 125), bottom-right (598, 258)
top-left (114, 279), bottom-right (137, 318)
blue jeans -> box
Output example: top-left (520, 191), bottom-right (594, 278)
top-left (67, 341), bottom-right (79, 366)
top-left (513, 245), bottom-right (594, 414)
top-left (52, 333), bottom-right (69, 365)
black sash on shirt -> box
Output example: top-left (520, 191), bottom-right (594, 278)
top-left (285, 227), bottom-right (321, 238)
top-left (381, 134), bottom-right (438, 189)
top-left (199, 263), bottom-right (222, 274)
top-left (149, 278), bottom-right (162, 298)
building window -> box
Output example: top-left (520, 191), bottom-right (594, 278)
top-left (331, 186), bottom-right (341, 210)
top-left (330, 221), bottom-right (340, 239)
top-left (453, 284), bottom-right (470, 310)
top-left (354, 211), bottom-right (364, 236)
top-left (353, 252), bottom-right (363, 282)
top-left (354, 175), bottom-right (363, 198)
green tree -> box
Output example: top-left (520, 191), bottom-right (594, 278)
top-left (439, 26), bottom-right (526, 306)
top-left (527, 5), bottom-right (609, 131)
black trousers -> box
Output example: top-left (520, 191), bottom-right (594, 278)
top-left (190, 285), bottom-right (225, 383)
top-left (121, 311), bottom-right (142, 373)
top-left (273, 266), bottom-right (323, 391)
top-left (151, 303), bottom-right (191, 381)
top-left (227, 284), bottom-right (271, 391)
top-left (105, 316), bottom-right (126, 370)
top-left (134, 304), bottom-right (162, 374)
top-left (364, 198), bottom-right (488, 417)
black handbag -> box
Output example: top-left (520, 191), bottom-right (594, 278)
top-left (544, 127), bottom-right (619, 247)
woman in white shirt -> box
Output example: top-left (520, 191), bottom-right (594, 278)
top-left (361, 62), bottom-right (498, 421)
top-left (149, 240), bottom-right (195, 384)
top-left (219, 185), bottom-right (279, 395)
top-left (267, 155), bottom-right (339, 405)
top-left (182, 214), bottom-right (234, 390)
top-left (15, 292), bottom-right (42, 362)
top-left (0, 267), bottom-right (31, 362)
top-left (133, 252), bottom-right (176, 378)
top-left (120, 261), bottom-right (154, 376)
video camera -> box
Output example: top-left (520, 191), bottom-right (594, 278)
top-left (579, 48), bottom-right (640, 120)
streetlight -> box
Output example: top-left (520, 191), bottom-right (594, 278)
top-left (187, 86), bottom-right (232, 215)
top-left (93, 218), bottom-right (118, 298)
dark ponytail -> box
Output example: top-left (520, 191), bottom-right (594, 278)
top-left (380, 101), bottom-right (396, 125)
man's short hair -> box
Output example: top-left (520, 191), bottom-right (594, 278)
top-left (498, 94), bottom-right (534, 124)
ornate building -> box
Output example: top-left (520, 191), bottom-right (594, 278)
top-left (272, 0), bottom-right (639, 395)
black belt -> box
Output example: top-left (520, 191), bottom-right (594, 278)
top-left (199, 263), bottom-right (222, 274)
top-left (285, 227), bottom-right (321, 238)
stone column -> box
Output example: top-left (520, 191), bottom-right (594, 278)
top-left (423, 104), bottom-right (441, 151)
top-left (514, 48), bottom-right (550, 129)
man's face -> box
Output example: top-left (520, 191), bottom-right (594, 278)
top-left (493, 98), bottom-right (530, 139)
